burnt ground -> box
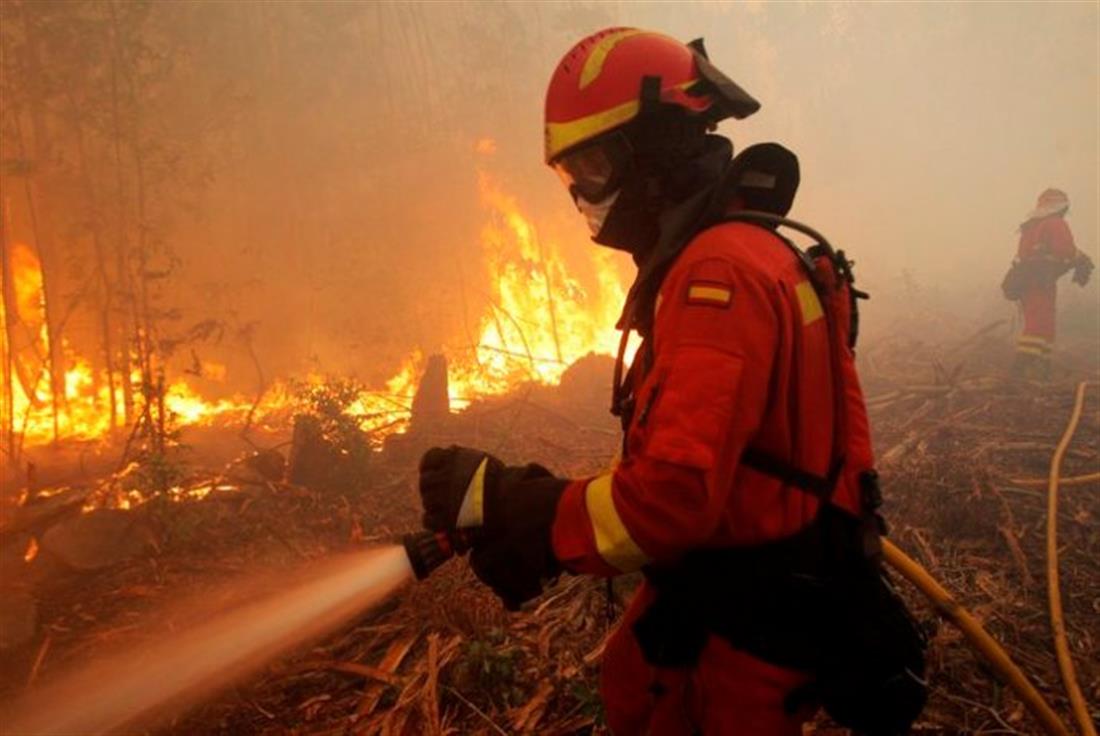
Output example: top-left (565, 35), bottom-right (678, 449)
top-left (1, 330), bottom-right (1098, 736)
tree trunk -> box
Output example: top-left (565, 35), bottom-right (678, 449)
top-left (16, 0), bottom-right (64, 442)
top-left (107, 0), bottom-right (136, 425)
top-left (114, 20), bottom-right (156, 405)
top-left (1, 198), bottom-right (20, 470)
top-left (68, 92), bottom-right (119, 431)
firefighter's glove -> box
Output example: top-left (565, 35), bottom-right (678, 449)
top-left (1072, 253), bottom-right (1094, 286)
top-left (417, 446), bottom-right (567, 610)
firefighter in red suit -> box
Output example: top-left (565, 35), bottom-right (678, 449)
top-left (1008, 189), bottom-right (1093, 378)
top-left (415, 29), bottom-right (924, 735)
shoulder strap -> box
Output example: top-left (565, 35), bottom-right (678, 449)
top-left (711, 211), bottom-right (854, 505)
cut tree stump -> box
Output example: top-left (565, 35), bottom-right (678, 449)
top-left (287, 415), bottom-right (338, 489)
top-left (410, 354), bottom-right (450, 431)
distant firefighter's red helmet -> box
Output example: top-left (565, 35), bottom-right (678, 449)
top-left (1025, 188), bottom-right (1070, 221)
top-left (543, 28), bottom-right (759, 165)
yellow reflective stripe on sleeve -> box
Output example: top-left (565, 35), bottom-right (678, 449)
top-left (584, 473), bottom-right (648, 572)
top-left (1016, 344), bottom-right (1046, 357)
top-left (795, 281), bottom-right (824, 325)
top-left (1017, 335), bottom-right (1053, 353)
top-left (579, 29), bottom-right (646, 89)
top-left (455, 457), bottom-right (488, 529)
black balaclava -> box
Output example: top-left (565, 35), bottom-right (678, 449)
top-left (590, 109), bottom-right (733, 263)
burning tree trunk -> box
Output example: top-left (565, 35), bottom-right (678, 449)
top-left (107, 0), bottom-right (136, 426)
top-left (1, 204), bottom-right (18, 470)
top-left (13, 0), bottom-right (64, 443)
top-left (112, 0), bottom-right (159, 434)
top-left (1, 201), bottom-right (53, 458)
top-left (68, 90), bottom-right (120, 432)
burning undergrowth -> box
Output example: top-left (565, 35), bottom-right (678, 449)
top-left (3, 168), bottom-right (629, 466)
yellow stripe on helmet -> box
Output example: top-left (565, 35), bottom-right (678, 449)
top-left (583, 473), bottom-right (649, 572)
top-left (545, 80), bottom-right (697, 163)
top-left (545, 98), bottom-right (640, 163)
top-left (578, 29), bottom-right (647, 90)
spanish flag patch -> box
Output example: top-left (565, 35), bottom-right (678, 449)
top-left (686, 281), bottom-right (733, 308)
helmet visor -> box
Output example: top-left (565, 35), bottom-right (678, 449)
top-left (552, 133), bottom-right (632, 203)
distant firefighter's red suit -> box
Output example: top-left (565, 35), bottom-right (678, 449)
top-left (1012, 189), bottom-right (1082, 363)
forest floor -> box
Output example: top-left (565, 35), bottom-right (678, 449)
top-left (1, 325), bottom-right (1098, 736)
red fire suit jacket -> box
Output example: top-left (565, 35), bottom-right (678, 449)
top-left (552, 220), bottom-right (873, 575)
top-left (549, 219), bottom-right (875, 734)
top-left (1014, 215), bottom-right (1080, 347)
top-left (1017, 215), bottom-right (1077, 264)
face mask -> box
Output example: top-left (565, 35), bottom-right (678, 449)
top-left (589, 176), bottom-right (661, 257)
top-left (576, 190), bottom-right (621, 237)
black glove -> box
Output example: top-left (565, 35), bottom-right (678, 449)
top-left (1072, 253), bottom-right (1093, 286)
top-left (417, 446), bottom-right (567, 610)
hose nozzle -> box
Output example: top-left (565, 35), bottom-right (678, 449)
top-left (401, 529), bottom-right (475, 580)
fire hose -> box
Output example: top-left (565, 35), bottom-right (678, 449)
top-left (893, 380), bottom-right (1097, 736)
top-left (882, 539), bottom-right (1070, 736)
top-left (1011, 471), bottom-right (1100, 488)
top-left (1044, 381), bottom-right (1096, 736)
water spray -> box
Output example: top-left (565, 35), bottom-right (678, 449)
top-left (4, 547), bottom-right (414, 735)
top-left (0, 532), bottom-right (473, 735)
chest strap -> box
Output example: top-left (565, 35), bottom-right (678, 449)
top-left (740, 447), bottom-right (845, 503)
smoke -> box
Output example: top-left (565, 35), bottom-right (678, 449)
top-left (4, 2), bottom-right (1097, 398)
top-left (179, 2), bottom-right (1097, 385)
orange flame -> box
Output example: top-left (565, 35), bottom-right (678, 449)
top-left (4, 242), bottom-right (54, 441)
top-left (445, 172), bottom-right (629, 402)
top-left (6, 162), bottom-right (632, 451)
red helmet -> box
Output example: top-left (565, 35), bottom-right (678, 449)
top-left (544, 28), bottom-right (759, 166)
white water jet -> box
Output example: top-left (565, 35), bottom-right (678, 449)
top-left (4, 545), bottom-right (413, 735)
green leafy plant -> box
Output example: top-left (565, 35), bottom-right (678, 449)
top-left (451, 629), bottom-right (525, 710)
top-left (567, 678), bottom-right (605, 725)
top-left (131, 427), bottom-right (188, 493)
top-left (289, 377), bottom-right (373, 493)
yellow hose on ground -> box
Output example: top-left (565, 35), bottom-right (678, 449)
top-left (1046, 381), bottom-right (1097, 736)
top-left (1010, 471), bottom-right (1100, 488)
top-left (883, 539), bottom-right (1071, 736)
